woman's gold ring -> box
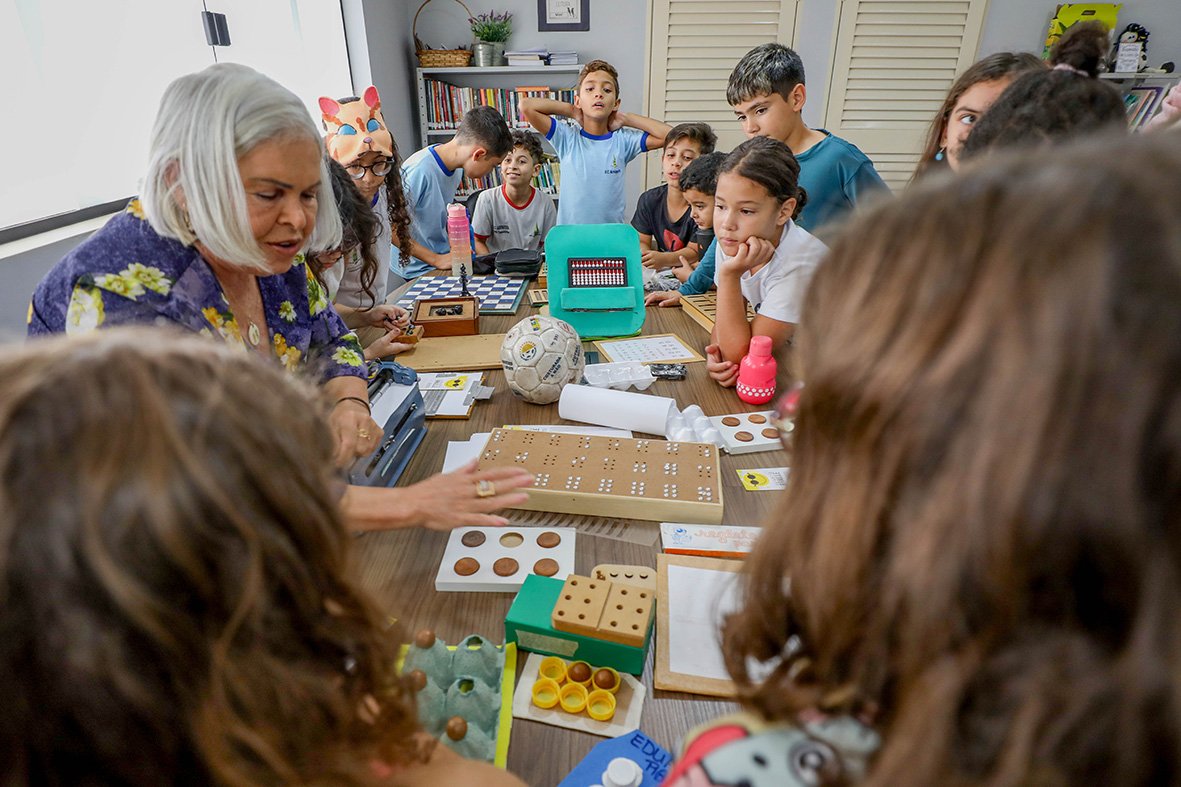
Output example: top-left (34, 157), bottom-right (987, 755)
top-left (358, 428), bottom-right (371, 439)
top-left (476, 479), bottom-right (496, 498)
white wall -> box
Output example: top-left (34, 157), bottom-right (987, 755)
top-left (350, 0), bottom-right (421, 153)
top-left (978, 0), bottom-right (1181, 67)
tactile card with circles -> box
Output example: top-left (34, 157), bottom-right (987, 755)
top-left (435, 526), bottom-right (577, 593)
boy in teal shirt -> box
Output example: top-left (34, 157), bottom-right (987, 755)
top-left (727, 43), bottom-right (888, 234)
top-left (393, 106), bottom-right (513, 279)
top-left (522, 59), bottom-right (670, 225)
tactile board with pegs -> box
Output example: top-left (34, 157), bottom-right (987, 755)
top-left (475, 428), bottom-right (724, 524)
top-left (436, 527), bottom-right (576, 592)
top-left (679, 293), bottom-right (756, 334)
top-left (551, 575), bottom-right (655, 648)
top-left (707, 410), bottom-right (784, 455)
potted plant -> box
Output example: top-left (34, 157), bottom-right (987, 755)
top-left (469, 9), bottom-right (512, 67)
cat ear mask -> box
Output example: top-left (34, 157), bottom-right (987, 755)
top-left (319, 85), bottom-right (394, 164)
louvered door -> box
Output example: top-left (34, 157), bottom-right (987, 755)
top-left (645, 0), bottom-right (800, 187)
top-left (823, 0), bottom-right (989, 189)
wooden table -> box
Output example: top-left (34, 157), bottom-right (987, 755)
top-left (353, 283), bottom-right (784, 784)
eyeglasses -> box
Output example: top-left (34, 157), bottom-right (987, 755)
top-left (344, 160), bottom-right (394, 179)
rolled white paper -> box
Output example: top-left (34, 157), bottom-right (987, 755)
top-left (558, 385), bottom-right (679, 437)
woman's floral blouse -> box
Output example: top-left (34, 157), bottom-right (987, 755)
top-left (28, 201), bottom-right (364, 383)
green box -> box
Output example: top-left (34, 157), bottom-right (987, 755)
top-left (504, 574), bottom-right (653, 675)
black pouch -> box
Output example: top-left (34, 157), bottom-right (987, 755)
top-left (471, 253), bottom-right (497, 276)
top-left (494, 248), bottom-right (544, 278)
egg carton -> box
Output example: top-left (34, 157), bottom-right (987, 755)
top-left (583, 362), bottom-right (656, 391)
top-left (402, 632), bottom-right (515, 764)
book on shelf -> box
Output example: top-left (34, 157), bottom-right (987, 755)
top-left (548, 51), bottom-right (578, 65)
top-left (455, 157), bottom-right (562, 199)
top-left (423, 77), bottom-right (575, 131)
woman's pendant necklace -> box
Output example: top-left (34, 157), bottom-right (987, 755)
top-left (247, 321), bottom-right (262, 346)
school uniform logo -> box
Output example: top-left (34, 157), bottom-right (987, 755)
top-left (605, 154), bottom-right (621, 175)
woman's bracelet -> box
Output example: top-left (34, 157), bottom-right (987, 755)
top-left (334, 396), bottom-right (371, 415)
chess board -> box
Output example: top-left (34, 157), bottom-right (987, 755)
top-left (680, 293), bottom-right (755, 333)
top-left (476, 428), bottom-right (724, 524)
top-left (395, 275), bottom-right (527, 316)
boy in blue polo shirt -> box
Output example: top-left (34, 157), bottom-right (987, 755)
top-left (392, 106), bottom-right (513, 280)
top-left (727, 43), bottom-right (888, 234)
top-left (521, 59), bottom-right (670, 225)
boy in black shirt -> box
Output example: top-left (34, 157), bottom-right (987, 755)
top-left (631, 122), bottom-right (716, 291)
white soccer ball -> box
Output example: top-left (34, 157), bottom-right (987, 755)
top-left (500, 315), bottom-right (585, 404)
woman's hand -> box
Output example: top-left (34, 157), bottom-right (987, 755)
top-left (705, 343), bottom-right (739, 388)
top-left (401, 461), bottom-right (533, 530)
top-left (361, 304), bottom-right (409, 330)
top-left (329, 398), bottom-right (382, 466)
top-left (644, 290), bottom-right (682, 307)
top-left (363, 328), bottom-right (414, 361)
top-left (719, 237), bottom-right (776, 278)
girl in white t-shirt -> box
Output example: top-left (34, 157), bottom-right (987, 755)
top-left (706, 136), bottom-right (828, 387)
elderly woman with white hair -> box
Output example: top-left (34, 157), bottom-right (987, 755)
top-left (28, 62), bottom-right (531, 531)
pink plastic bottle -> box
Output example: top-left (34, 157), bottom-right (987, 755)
top-left (446, 203), bottom-right (472, 277)
top-left (736, 335), bottom-right (776, 405)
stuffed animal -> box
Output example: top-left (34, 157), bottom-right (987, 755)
top-left (1114, 23), bottom-right (1150, 72)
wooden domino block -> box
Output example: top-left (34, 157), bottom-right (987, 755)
top-left (592, 564), bottom-right (656, 591)
top-left (396, 324), bottom-right (424, 344)
top-left (551, 575), bottom-right (610, 637)
top-left (595, 583), bottom-right (654, 647)
top-left (550, 574), bottom-right (654, 647)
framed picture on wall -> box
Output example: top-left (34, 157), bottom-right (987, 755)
top-left (538, 0), bottom-right (589, 32)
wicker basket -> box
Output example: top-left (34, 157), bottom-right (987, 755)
top-left (414, 0), bottom-right (475, 68)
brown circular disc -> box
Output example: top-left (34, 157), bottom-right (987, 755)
top-left (536, 531), bottom-right (562, 548)
top-left (461, 531), bottom-right (486, 547)
top-left (762, 427), bottom-right (780, 439)
top-left (533, 558), bottom-right (560, 577)
top-left (734, 431), bottom-right (754, 442)
top-left (414, 629), bottom-right (436, 648)
top-left (721, 416), bottom-right (741, 427)
top-left (494, 557), bottom-right (520, 577)
top-left (445, 716), bottom-right (468, 741)
top-left (747, 413), bottom-right (767, 424)
top-left (453, 557), bottom-right (480, 576)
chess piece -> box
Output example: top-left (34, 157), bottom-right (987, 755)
top-left (460, 265), bottom-right (470, 297)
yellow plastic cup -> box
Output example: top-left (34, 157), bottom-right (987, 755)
top-left (531, 677), bottom-right (561, 710)
top-left (559, 681), bottom-right (588, 714)
top-left (538, 656), bottom-right (568, 684)
top-left (586, 688), bottom-right (617, 722)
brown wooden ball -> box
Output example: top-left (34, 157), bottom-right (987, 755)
top-left (568, 661), bottom-right (592, 684)
top-left (414, 629), bottom-right (436, 649)
top-left (593, 668), bottom-right (617, 690)
top-left (407, 669), bottom-right (428, 692)
top-left (445, 716), bottom-right (468, 741)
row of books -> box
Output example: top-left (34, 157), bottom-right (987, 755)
top-left (1124, 83), bottom-right (1177, 130)
top-left (455, 159), bottom-right (562, 199)
top-left (423, 78), bottom-right (576, 131)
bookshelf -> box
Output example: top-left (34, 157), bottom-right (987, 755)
top-left (1099, 72), bottom-right (1180, 130)
top-left (415, 65), bottom-right (581, 198)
